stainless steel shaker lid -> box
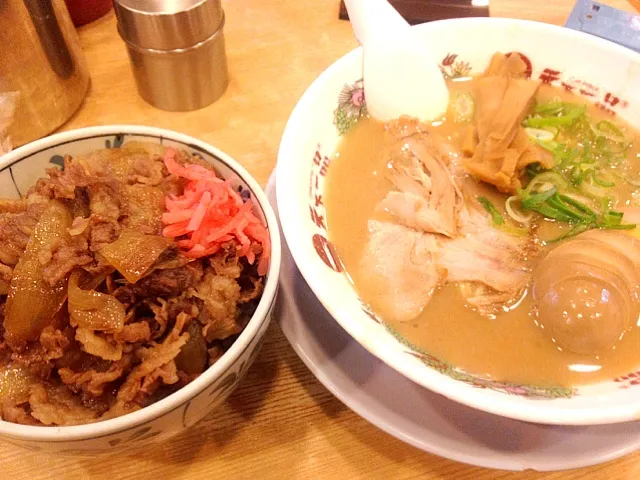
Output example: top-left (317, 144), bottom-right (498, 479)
top-left (114, 0), bottom-right (224, 50)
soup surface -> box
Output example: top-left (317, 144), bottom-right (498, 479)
top-left (325, 74), bottom-right (640, 387)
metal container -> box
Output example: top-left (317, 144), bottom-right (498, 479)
top-left (0, 0), bottom-right (90, 147)
top-left (114, 0), bottom-right (229, 112)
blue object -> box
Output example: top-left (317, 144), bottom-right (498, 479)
top-left (565, 0), bottom-right (640, 54)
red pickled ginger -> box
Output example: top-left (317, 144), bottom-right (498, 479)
top-left (161, 148), bottom-right (271, 276)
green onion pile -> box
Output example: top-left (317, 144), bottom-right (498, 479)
top-left (517, 180), bottom-right (633, 242)
top-left (507, 99), bottom-right (636, 241)
top-left (523, 101), bottom-right (631, 197)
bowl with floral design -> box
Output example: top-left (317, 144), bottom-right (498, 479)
top-left (0, 125), bottom-right (281, 453)
top-left (276, 18), bottom-right (640, 425)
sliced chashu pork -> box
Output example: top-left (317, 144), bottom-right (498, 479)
top-left (436, 205), bottom-right (532, 310)
top-left (377, 133), bottom-right (463, 237)
top-left (359, 220), bottom-right (439, 323)
top-left (360, 127), bottom-right (532, 322)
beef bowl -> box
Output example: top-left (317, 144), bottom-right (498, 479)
top-left (0, 125), bottom-right (280, 453)
top-left (276, 18), bottom-right (640, 425)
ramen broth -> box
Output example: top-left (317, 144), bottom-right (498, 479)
top-left (324, 79), bottom-right (640, 387)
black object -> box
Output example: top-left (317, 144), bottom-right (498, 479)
top-left (339, 0), bottom-right (490, 25)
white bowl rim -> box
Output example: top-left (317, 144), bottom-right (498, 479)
top-left (277, 17), bottom-right (640, 425)
top-left (0, 124), bottom-right (282, 441)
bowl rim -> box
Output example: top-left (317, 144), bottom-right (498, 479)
top-left (0, 124), bottom-right (281, 441)
top-left (277, 17), bottom-right (640, 425)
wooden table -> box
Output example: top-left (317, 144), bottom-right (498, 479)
top-left (3, 0), bottom-right (640, 478)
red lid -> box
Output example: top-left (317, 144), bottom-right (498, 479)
top-left (64, 0), bottom-right (113, 27)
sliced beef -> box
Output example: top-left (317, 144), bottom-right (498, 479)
top-left (193, 270), bottom-right (242, 341)
top-left (0, 200), bottom-right (47, 267)
top-left (58, 354), bottom-right (135, 398)
top-left (114, 261), bottom-right (204, 302)
top-left (0, 145), bottom-right (263, 426)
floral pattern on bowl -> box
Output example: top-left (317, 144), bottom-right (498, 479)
top-left (277, 18), bottom-right (640, 425)
top-left (333, 80), bottom-right (368, 135)
top-left (439, 53), bottom-right (472, 79)
top-left (0, 126), bottom-right (281, 453)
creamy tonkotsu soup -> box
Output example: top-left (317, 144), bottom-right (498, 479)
top-left (324, 52), bottom-right (640, 387)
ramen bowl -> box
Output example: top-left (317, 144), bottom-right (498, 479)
top-left (0, 125), bottom-right (281, 453)
top-left (276, 18), bottom-right (640, 425)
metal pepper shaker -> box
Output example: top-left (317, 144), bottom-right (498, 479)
top-left (114, 0), bottom-right (229, 112)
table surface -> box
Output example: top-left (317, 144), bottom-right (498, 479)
top-left (4, 0), bottom-right (640, 478)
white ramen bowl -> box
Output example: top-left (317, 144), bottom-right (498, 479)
top-left (276, 18), bottom-right (640, 425)
top-left (0, 125), bottom-right (281, 453)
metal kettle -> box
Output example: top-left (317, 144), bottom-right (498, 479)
top-left (0, 0), bottom-right (90, 147)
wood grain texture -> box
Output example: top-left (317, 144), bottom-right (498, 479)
top-left (2, 1), bottom-right (640, 478)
